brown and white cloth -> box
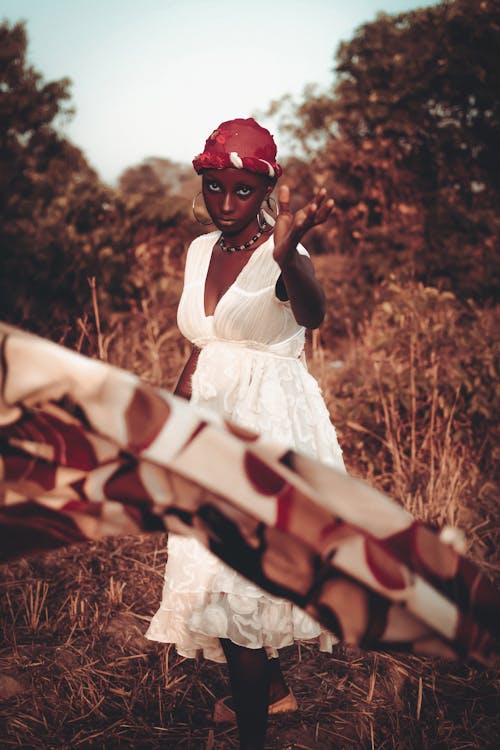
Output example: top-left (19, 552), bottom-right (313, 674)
top-left (0, 322), bottom-right (498, 665)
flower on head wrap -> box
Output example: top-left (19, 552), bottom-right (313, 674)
top-left (192, 118), bottom-right (282, 179)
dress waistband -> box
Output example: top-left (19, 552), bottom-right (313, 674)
top-left (193, 336), bottom-right (305, 361)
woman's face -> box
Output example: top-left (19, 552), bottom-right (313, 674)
top-left (202, 168), bottom-right (272, 236)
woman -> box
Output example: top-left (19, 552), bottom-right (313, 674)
top-left (146, 118), bottom-right (345, 750)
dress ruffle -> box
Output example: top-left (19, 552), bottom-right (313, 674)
top-left (145, 344), bottom-right (344, 661)
top-left (146, 538), bottom-right (337, 662)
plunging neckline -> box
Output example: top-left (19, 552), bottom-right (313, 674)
top-left (202, 233), bottom-right (272, 319)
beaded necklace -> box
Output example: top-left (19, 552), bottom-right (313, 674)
top-left (219, 221), bottom-right (267, 253)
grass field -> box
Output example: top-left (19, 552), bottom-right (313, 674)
top-left (1, 532), bottom-right (499, 749)
top-left (1, 256), bottom-right (498, 749)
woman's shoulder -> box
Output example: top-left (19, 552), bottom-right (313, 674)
top-left (185, 231), bottom-right (220, 264)
top-left (190, 230), bottom-right (220, 249)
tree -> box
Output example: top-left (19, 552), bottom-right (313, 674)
top-left (0, 21), bottom-right (204, 348)
top-left (117, 157), bottom-right (196, 227)
top-left (0, 23), bottom-right (97, 330)
top-left (275, 0), bottom-right (500, 307)
top-left (0, 22), bottom-right (131, 340)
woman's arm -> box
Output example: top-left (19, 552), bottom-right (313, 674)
top-left (173, 346), bottom-right (200, 400)
top-left (273, 185), bottom-right (334, 329)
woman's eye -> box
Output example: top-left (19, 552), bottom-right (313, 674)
top-left (206, 181), bottom-right (221, 193)
top-left (236, 186), bottom-right (252, 197)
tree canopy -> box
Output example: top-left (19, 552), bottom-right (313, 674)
top-left (0, 22), bottom-right (196, 342)
top-left (2, 2), bottom-right (499, 345)
top-left (0, 22), bottom-right (118, 335)
top-left (276, 0), bottom-right (500, 305)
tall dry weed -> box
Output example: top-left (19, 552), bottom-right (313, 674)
top-left (315, 281), bottom-right (499, 572)
top-left (75, 255), bottom-right (188, 388)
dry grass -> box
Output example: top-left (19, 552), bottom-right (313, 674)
top-left (1, 534), bottom-right (499, 749)
top-left (1, 256), bottom-right (498, 748)
top-left (309, 271), bottom-right (500, 578)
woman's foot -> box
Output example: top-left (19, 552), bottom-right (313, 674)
top-left (213, 690), bottom-right (298, 724)
top-left (268, 657), bottom-right (289, 705)
top-left (268, 690), bottom-right (298, 715)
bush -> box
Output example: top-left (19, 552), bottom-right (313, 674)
top-left (317, 281), bottom-right (499, 569)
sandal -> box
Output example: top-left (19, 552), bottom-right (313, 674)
top-left (213, 690), bottom-right (298, 724)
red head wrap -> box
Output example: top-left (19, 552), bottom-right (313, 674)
top-left (192, 118), bottom-right (282, 179)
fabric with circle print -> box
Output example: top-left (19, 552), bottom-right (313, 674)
top-left (1, 322), bottom-right (498, 665)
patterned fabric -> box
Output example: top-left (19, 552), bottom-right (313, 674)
top-left (0, 321), bottom-right (498, 665)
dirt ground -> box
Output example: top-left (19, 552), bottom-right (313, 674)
top-left (1, 533), bottom-right (499, 749)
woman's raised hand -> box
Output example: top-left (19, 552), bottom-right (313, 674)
top-left (272, 184), bottom-right (334, 267)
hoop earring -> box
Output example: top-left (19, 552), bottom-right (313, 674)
top-left (266, 196), bottom-right (278, 220)
top-left (259, 195), bottom-right (278, 228)
top-left (192, 191), bottom-right (213, 225)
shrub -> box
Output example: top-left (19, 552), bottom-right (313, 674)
top-left (317, 281), bottom-right (499, 569)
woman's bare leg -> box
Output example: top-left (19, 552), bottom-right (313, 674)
top-left (220, 639), bottom-right (269, 750)
top-left (268, 656), bottom-right (289, 703)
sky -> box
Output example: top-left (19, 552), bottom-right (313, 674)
top-left (1, 0), bottom-right (439, 184)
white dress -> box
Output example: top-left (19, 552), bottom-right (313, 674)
top-left (146, 231), bottom-right (346, 662)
